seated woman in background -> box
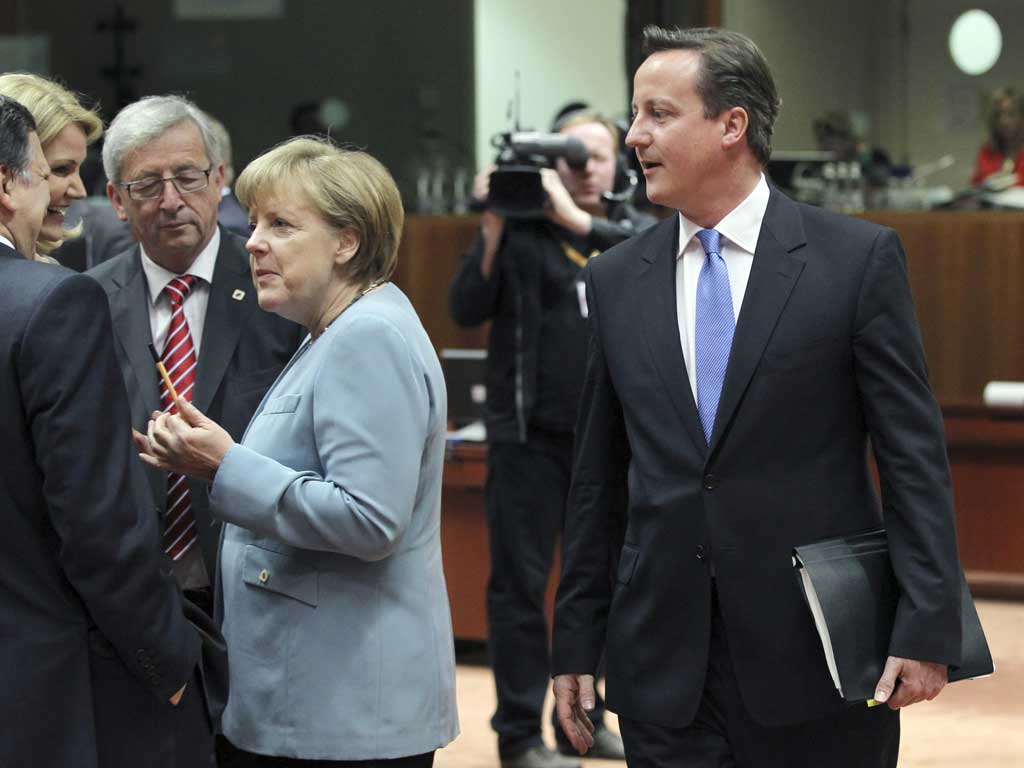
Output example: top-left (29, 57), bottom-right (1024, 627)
top-left (137, 136), bottom-right (458, 768)
top-left (0, 73), bottom-right (101, 262)
top-left (971, 88), bottom-right (1024, 187)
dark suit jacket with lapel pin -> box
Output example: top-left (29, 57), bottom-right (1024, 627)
top-left (552, 188), bottom-right (961, 730)
top-left (88, 226), bottom-right (305, 723)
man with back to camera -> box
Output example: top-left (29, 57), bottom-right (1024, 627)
top-left (87, 95), bottom-right (305, 754)
top-left (551, 26), bottom-right (962, 768)
top-left (0, 95), bottom-right (208, 767)
top-left (450, 110), bottom-right (655, 768)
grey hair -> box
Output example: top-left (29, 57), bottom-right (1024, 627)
top-left (202, 111), bottom-right (234, 185)
top-left (102, 95), bottom-right (221, 183)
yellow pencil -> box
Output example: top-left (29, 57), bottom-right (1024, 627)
top-left (147, 342), bottom-right (183, 413)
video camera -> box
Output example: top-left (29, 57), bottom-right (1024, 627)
top-left (480, 79), bottom-right (639, 217)
top-left (485, 131), bottom-right (589, 218)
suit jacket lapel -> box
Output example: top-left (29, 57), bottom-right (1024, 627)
top-left (193, 232), bottom-right (254, 413)
top-left (708, 190), bottom-right (807, 454)
top-left (106, 251), bottom-right (165, 507)
top-left (108, 248), bottom-right (161, 421)
top-left (637, 218), bottom-right (707, 456)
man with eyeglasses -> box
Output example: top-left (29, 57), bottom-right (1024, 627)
top-left (88, 94), bottom-right (304, 763)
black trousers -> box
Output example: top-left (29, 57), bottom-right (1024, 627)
top-left (618, 587), bottom-right (899, 768)
top-left (219, 745), bottom-right (434, 768)
top-left (486, 432), bottom-right (606, 757)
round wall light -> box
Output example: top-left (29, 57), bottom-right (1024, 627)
top-left (949, 9), bottom-right (1002, 76)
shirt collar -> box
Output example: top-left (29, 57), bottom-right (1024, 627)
top-left (141, 227), bottom-right (221, 306)
top-left (0, 234), bottom-right (14, 252)
top-left (677, 173), bottom-right (770, 258)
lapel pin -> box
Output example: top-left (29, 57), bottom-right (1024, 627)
top-left (232, 289), bottom-right (245, 301)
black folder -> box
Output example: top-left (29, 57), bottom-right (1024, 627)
top-left (793, 529), bottom-right (994, 702)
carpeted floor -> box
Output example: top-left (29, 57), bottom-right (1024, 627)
top-left (436, 599), bottom-right (1024, 767)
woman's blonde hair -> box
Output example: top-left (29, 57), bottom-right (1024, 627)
top-left (236, 137), bottom-right (404, 286)
top-left (0, 73), bottom-right (103, 254)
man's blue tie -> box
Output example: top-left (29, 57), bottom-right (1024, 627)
top-left (694, 228), bottom-right (735, 443)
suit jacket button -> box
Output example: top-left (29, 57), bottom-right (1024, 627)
top-left (695, 544), bottom-right (707, 561)
top-left (703, 474), bottom-right (716, 491)
top-left (258, 569), bottom-right (270, 584)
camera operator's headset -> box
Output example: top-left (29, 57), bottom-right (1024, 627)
top-left (550, 108), bottom-right (638, 204)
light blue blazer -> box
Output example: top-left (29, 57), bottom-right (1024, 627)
top-left (211, 284), bottom-right (459, 760)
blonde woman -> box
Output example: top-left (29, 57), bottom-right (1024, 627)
top-left (0, 73), bottom-right (102, 261)
top-left (140, 137), bottom-right (459, 766)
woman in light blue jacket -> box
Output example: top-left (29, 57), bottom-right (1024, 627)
top-left (139, 137), bottom-right (458, 766)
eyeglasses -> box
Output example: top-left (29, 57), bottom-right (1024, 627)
top-left (119, 166), bottom-right (213, 200)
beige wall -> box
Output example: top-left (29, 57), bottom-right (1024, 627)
top-left (474, 0), bottom-right (628, 171)
top-left (725, 0), bottom-right (1024, 189)
top-left (723, 0), bottom-right (877, 155)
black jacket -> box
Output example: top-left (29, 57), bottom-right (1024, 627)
top-left (449, 204), bottom-right (655, 442)
top-left (552, 191), bottom-right (961, 729)
top-left (0, 246), bottom-right (202, 767)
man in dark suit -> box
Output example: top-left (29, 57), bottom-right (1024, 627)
top-left (204, 111), bottom-right (252, 238)
top-left (87, 95), bottom-right (304, 744)
top-left (552, 27), bottom-right (962, 767)
top-left (0, 96), bottom-right (208, 767)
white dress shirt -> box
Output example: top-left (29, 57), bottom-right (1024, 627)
top-left (141, 228), bottom-right (220, 357)
top-left (0, 234), bottom-right (14, 251)
top-left (140, 229), bottom-right (221, 590)
top-left (676, 174), bottom-right (770, 401)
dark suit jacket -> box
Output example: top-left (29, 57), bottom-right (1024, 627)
top-left (552, 189), bottom-right (962, 729)
top-left (87, 228), bottom-right (305, 721)
top-left (218, 190), bottom-right (251, 238)
top-left (0, 244), bottom-right (202, 767)
top-left (41, 199), bottom-right (135, 273)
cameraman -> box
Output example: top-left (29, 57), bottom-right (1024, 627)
top-left (450, 111), bottom-right (654, 768)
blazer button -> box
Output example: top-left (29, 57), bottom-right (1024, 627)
top-left (695, 544), bottom-right (707, 561)
top-left (703, 473), bottom-right (716, 491)
top-left (258, 569), bottom-right (270, 584)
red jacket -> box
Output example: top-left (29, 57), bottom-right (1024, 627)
top-left (971, 142), bottom-right (1024, 186)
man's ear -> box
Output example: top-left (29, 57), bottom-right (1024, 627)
top-left (0, 165), bottom-right (17, 214)
top-left (107, 180), bottom-right (130, 222)
top-left (335, 227), bottom-right (360, 267)
top-left (212, 162), bottom-right (226, 192)
top-left (721, 106), bottom-right (750, 151)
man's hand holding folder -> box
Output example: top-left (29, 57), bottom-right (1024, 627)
top-left (793, 528), bottom-right (993, 708)
top-left (872, 655), bottom-right (948, 709)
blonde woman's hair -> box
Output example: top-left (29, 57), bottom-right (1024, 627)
top-left (236, 137), bottom-right (404, 286)
top-left (0, 73), bottom-right (103, 253)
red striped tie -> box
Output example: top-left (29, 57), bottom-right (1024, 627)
top-left (161, 275), bottom-right (199, 561)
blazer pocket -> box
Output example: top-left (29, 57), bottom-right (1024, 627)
top-left (261, 394), bottom-right (301, 416)
top-left (242, 545), bottom-right (318, 606)
top-left (616, 545), bottom-right (639, 585)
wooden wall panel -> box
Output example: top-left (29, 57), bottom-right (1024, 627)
top-left (863, 212), bottom-right (1024, 402)
top-left (392, 215), bottom-right (487, 353)
top-left (400, 212), bottom-right (1024, 402)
